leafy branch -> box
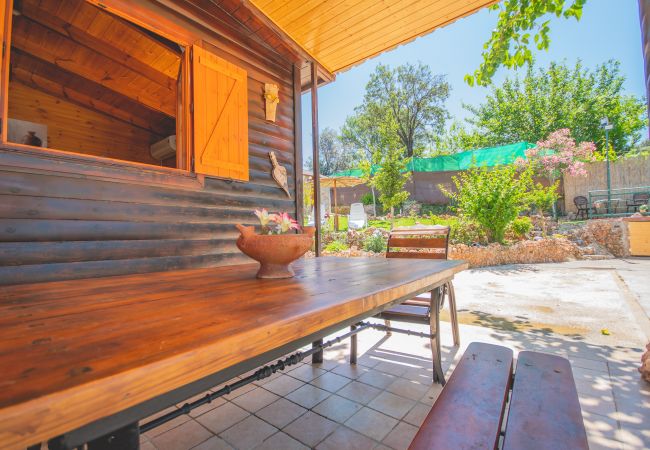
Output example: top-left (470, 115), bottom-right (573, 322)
top-left (466, 0), bottom-right (587, 86)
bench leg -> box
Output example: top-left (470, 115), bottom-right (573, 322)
top-left (384, 319), bottom-right (392, 336)
top-left (312, 339), bottom-right (324, 364)
top-left (430, 287), bottom-right (446, 385)
top-left (446, 281), bottom-right (460, 347)
top-left (350, 324), bottom-right (358, 364)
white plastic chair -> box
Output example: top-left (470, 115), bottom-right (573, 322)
top-left (347, 203), bottom-right (367, 229)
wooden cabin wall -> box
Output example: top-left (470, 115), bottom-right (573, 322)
top-left (0, 1), bottom-right (297, 286)
top-left (8, 81), bottom-right (162, 165)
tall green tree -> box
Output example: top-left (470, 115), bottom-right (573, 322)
top-left (466, 0), bottom-right (588, 86)
top-left (461, 60), bottom-right (646, 153)
top-left (341, 63), bottom-right (450, 158)
top-left (304, 127), bottom-right (356, 176)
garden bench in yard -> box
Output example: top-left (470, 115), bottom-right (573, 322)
top-left (409, 342), bottom-right (588, 450)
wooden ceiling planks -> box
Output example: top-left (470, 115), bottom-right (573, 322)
top-left (10, 50), bottom-right (174, 136)
top-left (10, 0), bottom-right (181, 119)
top-left (248, 0), bottom-right (498, 73)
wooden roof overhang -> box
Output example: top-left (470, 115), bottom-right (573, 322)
top-left (246, 0), bottom-right (499, 85)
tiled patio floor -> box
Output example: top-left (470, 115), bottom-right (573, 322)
top-left (139, 319), bottom-right (648, 450)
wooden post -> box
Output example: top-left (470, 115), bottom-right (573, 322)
top-left (310, 61), bottom-right (323, 364)
top-left (311, 61), bottom-right (321, 256)
top-left (333, 179), bottom-right (339, 231)
top-left (293, 63), bottom-right (304, 228)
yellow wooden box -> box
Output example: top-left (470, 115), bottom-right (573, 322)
top-left (624, 217), bottom-right (650, 256)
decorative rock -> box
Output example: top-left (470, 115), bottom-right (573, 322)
top-left (640, 343), bottom-right (650, 383)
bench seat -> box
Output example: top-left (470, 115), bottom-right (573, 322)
top-left (409, 342), bottom-right (588, 450)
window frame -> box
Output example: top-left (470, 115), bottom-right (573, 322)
top-left (0, 0), bottom-right (196, 178)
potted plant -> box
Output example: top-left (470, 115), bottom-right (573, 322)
top-left (236, 209), bottom-right (315, 278)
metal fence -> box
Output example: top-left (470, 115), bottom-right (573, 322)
top-left (587, 186), bottom-right (650, 218)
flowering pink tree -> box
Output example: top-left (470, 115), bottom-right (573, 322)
top-left (517, 129), bottom-right (596, 180)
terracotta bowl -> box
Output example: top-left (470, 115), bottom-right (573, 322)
top-left (236, 224), bottom-right (316, 278)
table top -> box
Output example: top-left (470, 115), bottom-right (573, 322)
top-left (0, 257), bottom-right (466, 448)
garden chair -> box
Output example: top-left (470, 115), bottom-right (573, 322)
top-left (626, 192), bottom-right (650, 213)
top-left (347, 203), bottom-right (367, 229)
top-left (375, 225), bottom-right (460, 347)
top-left (574, 196), bottom-right (592, 220)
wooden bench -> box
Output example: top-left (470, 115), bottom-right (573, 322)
top-left (409, 342), bottom-right (589, 450)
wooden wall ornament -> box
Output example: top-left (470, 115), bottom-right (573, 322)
top-left (264, 83), bottom-right (279, 122)
top-left (269, 151), bottom-right (290, 197)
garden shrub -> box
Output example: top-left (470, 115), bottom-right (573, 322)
top-left (527, 181), bottom-right (560, 215)
top-left (402, 200), bottom-right (422, 217)
top-left (361, 192), bottom-right (374, 205)
top-left (441, 165), bottom-right (535, 243)
top-left (421, 204), bottom-right (450, 215)
top-left (324, 240), bottom-right (349, 252)
top-left (363, 232), bottom-right (387, 253)
top-left (507, 216), bottom-right (533, 240)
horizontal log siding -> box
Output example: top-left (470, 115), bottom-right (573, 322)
top-left (0, 1), bottom-right (297, 286)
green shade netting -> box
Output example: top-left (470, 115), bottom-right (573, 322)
top-left (332, 142), bottom-right (535, 177)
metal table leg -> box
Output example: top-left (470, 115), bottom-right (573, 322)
top-left (430, 287), bottom-right (446, 385)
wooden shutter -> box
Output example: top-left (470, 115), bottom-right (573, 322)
top-left (0, 0), bottom-right (12, 143)
top-left (192, 45), bottom-right (249, 181)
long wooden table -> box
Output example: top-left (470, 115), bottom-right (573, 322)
top-left (0, 257), bottom-right (467, 449)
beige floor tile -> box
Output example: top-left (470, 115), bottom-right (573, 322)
top-left (382, 421), bottom-right (419, 450)
top-left (419, 384), bottom-right (443, 406)
top-left (151, 420), bottom-right (212, 450)
top-left (262, 374), bottom-right (305, 396)
top-left (368, 391), bottom-right (416, 420)
top-left (191, 436), bottom-right (234, 450)
top-left (288, 364), bottom-right (328, 382)
top-left (219, 415), bottom-right (277, 450)
top-left (310, 372), bottom-right (351, 393)
top-left (313, 359), bottom-right (345, 371)
top-left (374, 361), bottom-right (409, 377)
top-left (254, 432), bottom-right (309, 450)
top-left (256, 398), bottom-right (307, 429)
top-left (312, 394), bottom-right (363, 423)
top-left (337, 381), bottom-right (382, 405)
top-left (401, 367), bottom-right (435, 386)
top-left (230, 387), bottom-right (280, 413)
top-left (386, 378), bottom-right (430, 402)
top-left (331, 363), bottom-right (370, 380)
top-left (356, 353), bottom-right (382, 368)
top-left (286, 384), bottom-right (331, 409)
top-left (345, 407), bottom-right (399, 442)
top-left (315, 426), bottom-right (377, 450)
top-left (357, 371), bottom-right (397, 389)
top-left (403, 403), bottom-right (432, 427)
top-left (284, 411), bottom-right (338, 447)
top-left (196, 402), bottom-right (250, 435)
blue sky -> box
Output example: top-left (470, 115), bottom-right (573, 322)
top-left (301, 0), bottom-right (646, 159)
